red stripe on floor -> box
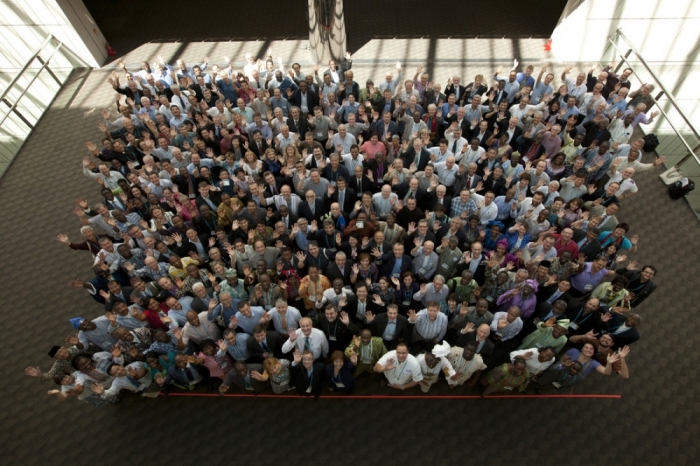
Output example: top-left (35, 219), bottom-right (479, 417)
top-left (158, 393), bottom-right (621, 399)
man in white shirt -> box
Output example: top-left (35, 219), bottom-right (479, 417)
top-left (446, 340), bottom-right (488, 387)
top-left (469, 190), bottom-right (499, 225)
top-left (458, 138), bottom-right (486, 167)
top-left (561, 67), bottom-right (588, 104)
top-left (282, 317), bottom-right (329, 360)
top-left (605, 167), bottom-right (639, 200)
top-left (374, 343), bottom-right (423, 390)
top-left (509, 347), bottom-right (556, 376)
top-left (433, 157), bottom-right (459, 188)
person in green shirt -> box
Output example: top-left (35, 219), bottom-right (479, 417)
top-left (518, 318), bottom-right (570, 354)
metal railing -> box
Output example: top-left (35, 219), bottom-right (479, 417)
top-left (0, 34), bottom-right (90, 180)
top-left (600, 28), bottom-right (700, 215)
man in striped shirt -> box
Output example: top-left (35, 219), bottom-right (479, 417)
top-left (407, 301), bottom-right (448, 354)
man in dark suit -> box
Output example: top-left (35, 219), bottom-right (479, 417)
top-left (421, 182), bottom-right (453, 212)
top-left (325, 55), bottom-right (353, 84)
top-left (615, 264), bottom-right (658, 308)
top-left (537, 280), bottom-right (573, 306)
top-left (247, 130), bottom-right (271, 158)
top-left (395, 179), bottom-right (426, 207)
top-left (195, 182), bottom-right (221, 213)
top-left (454, 324), bottom-right (495, 359)
top-left (316, 304), bottom-right (360, 354)
top-left (469, 120), bottom-right (493, 150)
top-left (247, 325), bottom-right (286, 360)
top-left (369, 111), bottom-right (399, 142)
top-left (444, 79), bottom-right (467, 104)
top-left (286, 106), bottom-right (310, 136)
top-left (323, 179), bottom-right (356, 213)
top-left (267, 205), bottom-right (299, 230)
top-left (367, 304), bottom-right (409, 350)
top-left (221, 361), bottom-right (268, 393)
top-left (402, 139), bottom-right (432, 172)
top-left (287, 81), bottom-right (319, 111)
top-left (325, 252), bottom-right (354, 285)
top-left (297, 194), bottom-right (327, 224)
top-left (379, 243), bottom-right (413, 279)
top-left (291, 352), bottom-right (325, 397)
top-left (348, 165), bottom-right (376, 197)
top-left (260, 171), bottom-right (287, 198)
top-left (342, 283), bottom-right (381, 326)
top-left (103, 283), bottom-right (134, 312)
top-left (360, 232), bottom-right (393, 267)
top-left (423, 84), bottom-right (447, 109)
top-left (574, 227), bottom-right (603, 260)
top-left (602, 313), bottom-right (641, 350)
top-left (486, 84), bottom-right (508, 106)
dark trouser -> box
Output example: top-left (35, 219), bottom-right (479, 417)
top-left (410, 329), bottom-right (436, 355)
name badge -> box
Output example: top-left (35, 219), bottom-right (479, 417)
top-left (133, 161), bottom-right (141, 167)
top-left (441, 263), bottom-right (449, 269)
top-left (335, 381), bottom-right (345, 388)
top-left (210, 231), bottom-right (216, 236)
top-left (316, 131), bottom-right (324, 138)
top-left (309, 296), bottom-right (317, 302)
top-left (402, 300), bottom-right (411, 306)
top-left (503, 385), bottom-right (513, 390)
top-left (552, 381), bottom-right (562, 388)
top-left (536, 343), bottom-right (542, 348)
top-left (584, 284), bottom-right (593, 291)
top-left (222, 180), bottom-right (230, 186)
top-left (495, 331), bottom-right (504, 337)
top-left (419, 268), bottom-right (426, 274)
top-left (392, 273), bottom-right (400, 278)
top-left (569, 322), bottom-right (579, 330)
top-left (264, 305), bottom-right (272, 310)
top-left (329, 335), bottom-right (337, 341)
top-left (331, 181), bottom-right (336, 186)
top-left (189, 193), bottom-right (196, 199)
top-left (362, 358), bottom-right (371, 364)
top-left (384, 334), bottom-right (394, 340)
top-left (306, 385), bottom-right (313, 393)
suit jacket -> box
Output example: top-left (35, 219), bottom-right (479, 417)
top-left (246, 330), bottom-right (286, 359)
top-left (297, 199), bottom-right (327, 224)
top-left (321, 165), bottom-right (350, 185)
top-left (420, 189), bottom-right (453, 212)
top-left (315, 314), bottom-right (360, 354)
top-left (604, 314), bottom-right (641, 349)
top-left (323, 187), bottom-right (357, 213)
top-left (395, 181), bottom-right (426, 205)
top-left (325, 60), bottom-right (352, 82)
top-left (363, 159), bottom-right (390, 186)
top-left (347, 174), bottom-right (377, 196)
top-left (470, 130), bottom-right (493, 150)
top-left (369, 313), bottom-right (410, 343)
top-left (517, 139), bottom-right (547, 162)
top-left (104, 287), bottom-right (134, 312)
top-left (506, 126), bottom-right (524, 150)
top-left (267, 212), bottom-right (299, 229)
top-left (598, 215), bottom-right (619, 232)
top-left (578, 239), bottom-right (603, 260)
top-left (487, 87), bottom-right (509, 106)
top-left (286, 116), bottom-right (310, 137)
top-left (369, 120), bottom-right (399, 141)
top-left (423, 89), bottom-right (447, 108)
top-left (288, 89), bottom-right (319, 110)
top-left (249, 139), bottom-right (271, 158)
top-left (448, 116), bottom-right (472, 136)
top-left (454, 333), bottom-right (495, 358)
top-left (195, 194), bottom-right (222, 213)
top-left (344, 297), bottom-right (382, 326)
top-left (615, 268), bottom-right (657, 308)
top-left (222, 363), bottom-right (268, 392)
top-left (379, 254), bottom-right (413, 278)
top-left (261, 178), bottom-right (287, 198)
top-left (291, 361), bottom-right (325, 396)
top-left (444, 83), bottom-right (467, 102)
top-left (402, 231), bottom-right (437, 251)
top-left (401, 147), bottom-right (432, 172)
top-left (325, 260), bottom-right (355, 285)
top-left (536, 284), bottom-right (572, 305)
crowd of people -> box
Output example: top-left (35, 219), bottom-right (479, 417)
top-left (24, 49), bottom-right (663, 405)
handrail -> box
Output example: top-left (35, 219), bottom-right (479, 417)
top-left (0, 39), bottom-right (65, 129)
top-left (607, 28), bottom-right (700, 169)
top-left (0, 34), bottom-right (54, 103)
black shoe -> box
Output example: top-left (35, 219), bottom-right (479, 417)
top-left (380, 379), bottom-right (387, 388)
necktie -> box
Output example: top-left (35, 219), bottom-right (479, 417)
top-left (547, 290), bottom-right (561, 304)
top-left (452, 140), bottom-right (458, 153)
top-left (304, 337), bottom-right (311, 350)
top-left (310, 203), bottom-right (315, 215)
top-left (271, 185), bottom-right (277, 195)
top-left (183, 367), bottom-right (194, 382)
top-left (357, 179), bottom-right (361, 193)
top-left (178, 95), bottom-right (186, 108)
top-left (262, 341), bottom-right (270, 352)
top-left (258, 142), bottom-right (262, 153)
top-left (339, 190), bottom-right (345, 208)
top-left (466, 176), bottom-right (471, 188)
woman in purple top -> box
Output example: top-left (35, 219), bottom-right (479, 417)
top-left (564, 343), bottom-right (617, 377)
top-left (496, 279), bottom-right (538, 318)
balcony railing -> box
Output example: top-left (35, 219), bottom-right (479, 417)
top-left (600, 28), bottom-right (700, 217)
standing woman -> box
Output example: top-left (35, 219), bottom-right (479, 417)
top-left (253, 357), bottom-right (292, 394)
top-left (325, 351), bottom-right (355, 394)
top-left (393, 271), bottom-right (420, 316)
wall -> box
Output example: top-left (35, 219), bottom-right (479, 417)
top-left (0, 0), bottom-right (106, 72)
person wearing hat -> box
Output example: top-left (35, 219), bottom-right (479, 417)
top-left (482, 220), bottom-right (505, 251)
top-left (24, 346), bottom-right (81, 383)
top-left (496, 279), bottom-right (538, 319)
top-left (416, 341), bottom-right (456, 393)
top-left (518, 318), bottom-right (570, 354)
top-left (219, 268), bottom-right (249, 301)
top-left (66, 316), bottom-right (119, 352)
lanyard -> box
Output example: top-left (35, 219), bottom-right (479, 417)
top-left (393, 360), bottom-right (408, 380)
top-left (327, 321), bottom-right (338, 338)
top-left (457, 357), bottom-right (474, 374)
top-left (325, 234), bottom-right (336, 249)
top-left (573, 308), bottom-right (593, 325)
